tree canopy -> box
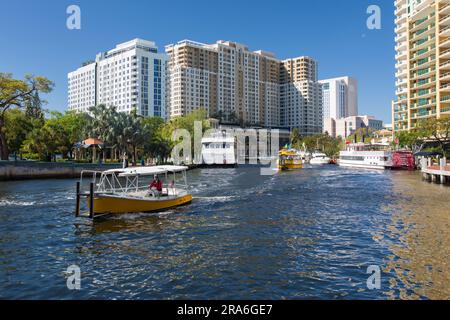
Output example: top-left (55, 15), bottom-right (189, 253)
top-left (0, 73), bottom-right (53, 159)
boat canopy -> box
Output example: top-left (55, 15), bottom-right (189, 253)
top-left (103, 165), bottom-right (189, 177)
top-left (414, 151), bottom-right (443, 157)
top-left (279, 149), bottom-right (298, 156)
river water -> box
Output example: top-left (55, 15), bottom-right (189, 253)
top-left (0, 165), bottom-right (449, 299)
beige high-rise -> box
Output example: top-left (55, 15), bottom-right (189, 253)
top-left (166, 40), bottom-right (323, 135)
top-left (393, 0), bottom-right (450, 132)
top-left (280, 57), bottom-right (323, 135)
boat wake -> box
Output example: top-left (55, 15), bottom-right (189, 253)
top-left (0, 199), bottom-right (36, 207)
top-left (194, 196), bottom-right (235, 203)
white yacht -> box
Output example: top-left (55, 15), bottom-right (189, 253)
top-left (338, 143), bottom-right (392, 170)
top-left (201, 130), bottom-right (236, 166)
top-left (310, 152), bottom-right (331, 165)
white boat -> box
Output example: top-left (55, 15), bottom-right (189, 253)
top-left (201, 130), bottom-right (236, 166)
top-left (338, 143), bottom-right (392, 170)
top-left (310, 152), bottom-right (331, 165)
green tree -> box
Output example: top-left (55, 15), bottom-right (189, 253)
top-left (294, 133), bottom-right (343, 157)
top-left (290, 128), bottom-right (301, 146)
top-left (4, 109), bottom-right (39, 160)
top-left (22, 122), bottom-right (63, 161)
top-left (417, 117), bottom-right (450, 156)
top-left (0, 73), bottom-right (53, 159)
top-left (395, 130), bottom-right (423, 151)
top-left (347, 128), bottom-right (376, 144)
top-left (141, 116), bottom-right (170, 162)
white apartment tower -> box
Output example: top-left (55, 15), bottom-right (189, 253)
top-left (393, 0), bottom-right (450, 132)
top-left (166, 40), bottom-right (322, 135)
top-left (319, 76), bottom-right (358, 120)
top-left (68, 39), bottom-right (167, 118)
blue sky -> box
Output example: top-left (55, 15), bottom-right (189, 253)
top-left (0, 0), bottom-right (395, 123)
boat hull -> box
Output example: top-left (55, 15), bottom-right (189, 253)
top-left (338, 162), bottom-right (388, 170)
top-left (88, 194), bottom-right (193, 215)
top-left (277, 161), bottom-right (303, 171)
top-left (310, 159), bottom-right (330, 165)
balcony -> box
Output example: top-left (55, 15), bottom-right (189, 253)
top-left (411, 100), bottom-right (436, 109)
top-left (395, 14), bottom-right (407, 25)
top-left (440, 3), bottom-right (450, 15)
top-left (440, 95), bottom-right (450, 102)
top-left (411, 88), bottom-right (436, 99)
top-left (440, 60), bottom-right (450, 70)
top-left (440, 83), bottom-right (450, 92)
top-left (413, 79), bottom-right (435, 90)
top-left (395, 41), bottom-right (407, 52)
top-left (440, 48), bottom-right (450, 58)
top-left (440, 37), bottom-right (450, 49)
top-left (395, 3), bottom-right (407, 16)
top-left (396, 61), bottom-right (408, 70)
top-left (441, 71), bottom-right (450, 80)
top-left (440, 25), bottom-right (450, 36)
top-left (410, 17), bottom-right (431, 33)
top-left (395, 24), bottom-right (407, 34)
top-left (395, 32), bottom-right (407, 43)
top-left (411, 25), bottom-right (435, 41)
top-left (395, 50), bottom-right (407, 60)
top-left (440, 13), bottom-right (450, 24)
top-left (411, 109), bottom-right (436, 119)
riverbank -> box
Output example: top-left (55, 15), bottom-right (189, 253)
top-left (0, 161), bottom-right (122, 181)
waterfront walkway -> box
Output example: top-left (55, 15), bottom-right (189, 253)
top-left (421, 158), bottom-right (450, 184)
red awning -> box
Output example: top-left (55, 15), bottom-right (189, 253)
top-left (83, 138), bottom-right (104, 146)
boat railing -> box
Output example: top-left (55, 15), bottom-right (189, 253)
top-left (79, 170), bottom-right (104, 192)
top-left (92, 169), bottom-right (188, 195)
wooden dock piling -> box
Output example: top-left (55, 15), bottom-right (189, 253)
top-left (75, 182), bottom-right (80, 217)
top-left (89, 182), bottom-right (94, 218)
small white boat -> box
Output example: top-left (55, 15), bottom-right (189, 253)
top-left (310, 152), bottom-right (331, 165)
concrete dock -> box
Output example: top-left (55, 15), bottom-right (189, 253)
top-left (421, 157), bottom-right (450, 185)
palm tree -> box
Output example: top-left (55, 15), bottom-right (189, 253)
top-left (87, 104), bottom-right (119, 162)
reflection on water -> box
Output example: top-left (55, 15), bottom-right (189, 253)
top-left (0, 166), bottom-right (449, 299)
top-left (380, 171), bottom-right (450, 299)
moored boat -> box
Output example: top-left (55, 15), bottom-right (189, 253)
top-left (277, 149), bottom-right (303, 171)
top-left (310, 152), bottom-right (331, 165)
top-left (201, 130), bottom-right (237, 166)
top-left (338, 143), bottom-right (392, 170)
top-left (76, 165), bottom-right (192, 217)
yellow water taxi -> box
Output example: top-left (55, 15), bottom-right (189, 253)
top-left (277, 149), bottom-right (303, 171)
top-left (76, 165), bottom-right (192, 218)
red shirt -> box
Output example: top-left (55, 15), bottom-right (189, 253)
top-left (149, 180), bottom-right (162, 191)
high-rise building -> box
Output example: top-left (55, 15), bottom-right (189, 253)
top-left (166, 40), bottom-right (323, 135)
top-left (280, 57), bottom-right (323, 135)
top-left (393, 0), bottom-right (450, 132)
top-left (319, 76), bottom-right (358, 121)
top-left (333, 115), bottom-right (383, 138)
top-left (68, 39), bottom-right (167, 117)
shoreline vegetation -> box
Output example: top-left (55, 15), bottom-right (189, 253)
top-left (1, 73), bottom-right (449, 174)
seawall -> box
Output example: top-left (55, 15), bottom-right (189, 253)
top-left (0, 161), bottom-right (122, 181)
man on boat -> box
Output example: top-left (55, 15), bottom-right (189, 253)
top-left (148, 175), bottom-right (163, 197)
